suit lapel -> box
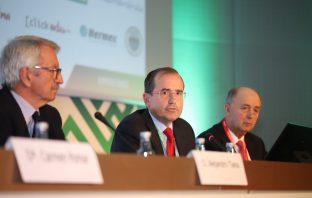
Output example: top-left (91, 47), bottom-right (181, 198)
top-left (172, 121), bottom-right (186, 155)
top-left (3, 87), bottom-right (30, 137)
top-left (245, 134), bottom-right (255, 160)
top-left (215, 122), bottom-right (230, 146)
top-left (142, 109), bottom-right (164, 155)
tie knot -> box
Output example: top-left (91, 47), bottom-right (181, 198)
top-left (236, 140), bottom-right (245, 147)
top-left (236, 140), bottom-right (246, 150)
top-left (32, 111), bottom-right (39, 121)
top-left (163, 128), bottom-right (174, 141)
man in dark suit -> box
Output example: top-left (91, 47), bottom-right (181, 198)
top-left (197, 87), bottom-right (266, 160)
top-left (111, 67), bottom-right (195, 156)
top-left (0, 35), bottom-right (65, 146)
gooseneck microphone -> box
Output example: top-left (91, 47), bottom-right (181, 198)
top-left (94, 111), bottom-right (115, 131)
top-left (207, 133), bottom-right (226, 151)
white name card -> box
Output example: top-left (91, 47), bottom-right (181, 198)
top-left (5, 137), bottom-right (103, 184)
top-left (187, 150), bottom-right (248, 186)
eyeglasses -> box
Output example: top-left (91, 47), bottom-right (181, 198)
top-left (149, 89), bottom-right (186, 99)
top-left (33, 65), bottom-right (62, 79)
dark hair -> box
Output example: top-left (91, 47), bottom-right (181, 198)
top-left (144, 67), bottom-right (184, 93)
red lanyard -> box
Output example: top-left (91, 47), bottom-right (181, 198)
top-left (222, 119), bottom-right (234, 143)
top-left (223, 119), bottom-right (249, 160)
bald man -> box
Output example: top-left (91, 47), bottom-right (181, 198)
top-left (197, 87), bottom-right (267, 160)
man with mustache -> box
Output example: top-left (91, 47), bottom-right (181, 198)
top-left (197, 87), bottom-right (266, 160)
top-left (0, 35), bottom-right (65, 145)
top-left (111, 67), bottom-right (195, 156)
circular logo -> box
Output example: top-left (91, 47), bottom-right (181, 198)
top-left (80, 25), bottom-right (88, 37)
top-left (125, 26), bottom-right (143, 57)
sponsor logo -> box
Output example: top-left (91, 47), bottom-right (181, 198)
top-left (102, 0), bottom-right (143, 12)
top-left (125, 26), bottom-right (142, 57)
top-left (25, 16), bottom-right (71, 34)
top-left (0, 9), bottom-right (10, 21)
top-left (80, 25), bottom-right (117, 43)
top-left (69, 0), bottom-right (88, 5)
top-left (79, 25), bottom-right (88, 37)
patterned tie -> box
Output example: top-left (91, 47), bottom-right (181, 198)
top-left (236, 140), bottom-right (248, 160)
top-left (163, 128), bottom-right (175, 157)
top-left (32, 111), bottom-right (39, 138)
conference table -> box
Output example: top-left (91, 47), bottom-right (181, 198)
top-left (0, 148), bottom-right (311, 198)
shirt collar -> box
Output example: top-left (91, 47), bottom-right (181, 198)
top-left (228, 127), bottom-right (245, 143)
top-left (148, 110), bottom-right (173, 133)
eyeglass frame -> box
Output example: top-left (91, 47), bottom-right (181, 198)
top-left (148, 88), bottom-right (186, 98)
top-left (32, 65), bottom-right (62, 79)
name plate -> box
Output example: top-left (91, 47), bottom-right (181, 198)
top-left (187, 150), bottom-right (248, 186)
top-left (5, 137), bottom-right (103, 184)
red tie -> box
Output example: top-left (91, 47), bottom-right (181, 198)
top-left (236, 140), bottom-right (248, 160)
top-left (163, 128), bottom-right (175, 157)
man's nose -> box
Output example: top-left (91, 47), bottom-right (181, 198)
top-left (56, 73), bottom-right (64, 84)
top-left (168, 93), bottom-right (177, 103)
top-left (247, 109), bottom-right (253, 118)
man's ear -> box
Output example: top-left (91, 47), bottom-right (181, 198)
top-left (224, 103), bottom-right (230, 114)
top-left (143, 93), bottom-right (150, 108)
top-left (19, 67), bottom-right (32, 87)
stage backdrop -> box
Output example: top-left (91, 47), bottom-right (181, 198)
top-left (50, 96), bottom-right (143, 153)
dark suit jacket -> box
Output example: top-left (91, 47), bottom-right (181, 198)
top-left (197, 121), bottom-right (267, 160)
top-left (0, 86), bottom-right (65, 146)
top-left (111, 109), bottom-right (195, 156)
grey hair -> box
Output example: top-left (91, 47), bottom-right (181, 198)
top-left (0, 35), bottom-right (60, 88)
top-left (225, 87), bottom-right (240, 104)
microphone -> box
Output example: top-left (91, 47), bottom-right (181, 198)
top-left (94, 111), bottom-right (115, 131)
top-left (207, 133), bottom-right (226, 151)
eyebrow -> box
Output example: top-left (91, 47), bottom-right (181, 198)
top-left (241, 104), bottom-right (261, 109)
top-left (160, 88), bottom-right (183, 91)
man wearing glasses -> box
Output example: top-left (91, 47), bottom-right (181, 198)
top-left (111, 67), bottom-right (195, 156)
top-left (0, 35), bottom-right (65, 145)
